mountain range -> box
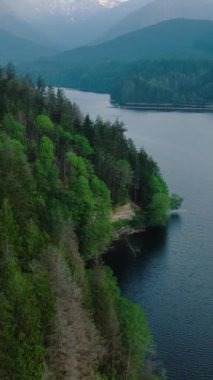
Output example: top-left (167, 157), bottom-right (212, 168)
top-left (35, 19), bottom-right (213, 65)
top-left (0, 0), bottom-right (51, 46)
top-left (1, 0), bottom-right (148, 49)
top-left (1, 0), bottom-right (213, 67)
top-left (19, 18), bottom-right (213, 92)
top-left (102, 0), bottom-right (213, 41)
top-left (0, 28), bottom-right (57, 66)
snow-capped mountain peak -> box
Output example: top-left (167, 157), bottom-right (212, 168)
top-left (6, 0), bottom-right (124, 18)
top-left (99, 0), bottom-right (121, 8)
top-left (2, 0), bottom-right (133, 49)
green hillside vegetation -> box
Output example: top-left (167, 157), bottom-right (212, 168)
top-left (0, 65), bottom-right (173, 379)
top-left (0, 29), bottom-right (57, 65)
top-left (20, 19), bottom-right (213, 106)
top-left (111, 60), bottom-right (213, 106)
top-left (23, 19), bottom-right (213, 71)
top-left (22, 59), bottom-right (213, 107)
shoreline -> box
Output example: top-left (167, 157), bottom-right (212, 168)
top-left (104, 226), bottom-right (146, 256)
top-left (112, 103), bottom-right (213, 113)
top-left (115, 226), bottom-right (146, 239)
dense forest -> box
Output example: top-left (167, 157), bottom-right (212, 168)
top-left (22, 59), bottom-right (213, 107)
top-left (111, 60), bottom-right (213, 106)
top-left (18, 19), bottom-right (213, 107)
top-left (0, 65), bottom-right (178, 379)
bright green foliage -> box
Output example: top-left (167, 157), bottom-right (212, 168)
top-left (149, 175), bottom-right (168, 196)
top-left (34, 115), bottom-right (54, 134)
top-left (71, 176), bottom-right (111, 257)
top-left (34, 136), bottom-right (60, 231)
top-left (147, 193), bottom-right (171, 226)
top-left (35, 136), bottom-right (59, 196)
top-left (66, 151), bottom-right (89, 180)
top-left (146, 175), bottom-right (170, 226)
top-left (66, 151), bottom-right (111, 258)
top-left (71, 175), bottom-right (93, 222)
top-left (73, 134), bottom-right (94, 156)
top-left (83, 176), bottom-right (112, 257)
top-left (119, 297), bottom-right (153, 380)
top-left (2, 114), bottom-right (25, 142)
top-left (170, 193), bottom-right (184, 210)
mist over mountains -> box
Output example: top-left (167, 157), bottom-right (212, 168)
top-left (0, 28), bottom-right (57, 65)
top-left (103, 0), bottom-right (213, 41)
top-left (21, 19), bottom-right (213, 76)
top-left (1, 0), bottom-right (148, 48)
top-left (1, 0), bottom-right (213, 66)
top-left (0, 0), bottom-right (51, 46)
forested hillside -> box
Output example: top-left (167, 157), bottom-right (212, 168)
top-left (22, 19), bottom-right (213, 74)
top-left (22, 58), bottom-right (213, 107)
top-left (0, 29), bottom-right (57, 65)
top-left (20, 19), bottom-right (213, 106)
top-left (111, 60), bottom-right (213, 106)
top-left (0, 65), bottom-right (174, 379)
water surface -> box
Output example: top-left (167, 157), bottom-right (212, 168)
top-left (64, 88), bottom-right (213, 380)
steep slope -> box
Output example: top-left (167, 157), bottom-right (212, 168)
top-left (46, 250), bottom-right (104, 380)
top-left (5, 0), bottom-right (151, 48)
top-left (24, 18), bottom-right (213, 72)
top-left (18, 19), bottom-right (213, 100)
top-left (0, 67), bottom-right (161, 380)
top-left (103, 0), bottom-right (213, 41)
top-left (0, 29), bottom-right (57, 65)
top-left (0, 0), bottom-right (51, 46)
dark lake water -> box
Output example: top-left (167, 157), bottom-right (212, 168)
top-left (63, 88), bottom-right (213, 380)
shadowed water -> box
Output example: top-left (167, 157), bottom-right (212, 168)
top-left (64, 88), bottom-right (213, 380)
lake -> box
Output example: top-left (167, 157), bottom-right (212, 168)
top-left (63, 88), bottom-right (213, 380)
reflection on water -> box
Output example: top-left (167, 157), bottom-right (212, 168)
top-left (139, 227), bottom-right (168, 254)
top-left (105, 227), bottom-right (168, 281)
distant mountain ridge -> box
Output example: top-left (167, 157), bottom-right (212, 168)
top-left (0, 0), bottom-right (53, 46)
top-left (0, 28), bottom-right (57, 65)
top-left (35, 19), bottom-right (213, 66)
top-left (102, 0), bottom-right (213, 42)
top-left (2, 0), bottom-right (151, 48)
top-left (3, 0), bottom-right (213, 51)
top-left (19, 18), bottom-right (213, 93)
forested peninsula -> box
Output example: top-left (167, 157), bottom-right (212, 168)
top-left (0, 65), bottom-right (179, 380)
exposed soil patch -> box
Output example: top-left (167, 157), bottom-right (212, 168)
top-left (111, 202), bottom-right (138, 222)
